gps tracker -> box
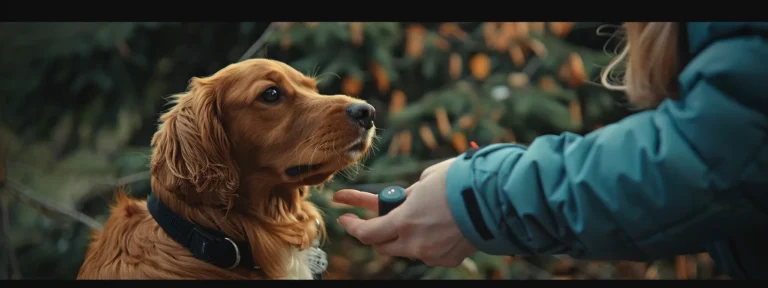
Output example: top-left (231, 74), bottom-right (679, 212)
top-left (378, 186), bottom-right (407, 216)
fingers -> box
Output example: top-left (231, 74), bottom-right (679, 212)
top-left (333, 189), bottom-right (379, 212)
top-left (337, 213), bottom-right (399, 245)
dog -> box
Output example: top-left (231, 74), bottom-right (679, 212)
top-left (76, 59), bottom-right (376, 279)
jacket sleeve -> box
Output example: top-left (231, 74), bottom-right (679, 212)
top-left (445, 35), bottom-right (768, 261)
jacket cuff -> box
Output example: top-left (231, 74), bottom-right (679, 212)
top-left (445, 145), bottom-right (520, 255)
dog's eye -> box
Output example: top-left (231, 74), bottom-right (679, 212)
top-left (258, 87), bottom-right (283, 104)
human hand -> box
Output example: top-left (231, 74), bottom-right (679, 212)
top-left (333, 158), bottom-right (478, 267)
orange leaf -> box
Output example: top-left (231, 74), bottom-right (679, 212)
top-left (435, 36), bottom-right (450, 51)
top-left (349, 22), bottom-right (364, 46)
top-left (434, 107), bottom-right (451, 137)
top-left (515, 22), bottom-right (530, 38)
top-left (406, 35), bottom-right (424, 58)
top-left (538, 76), bottom-right (558, 92)
top-left (569, 99), bottom-right (582, 123)
top-left (697, 252), bottom-right (714, 265)
top-left (645, 263), bottom-right (660, 279)
top-left (483, 23), bottom-right (500, 47)
top-left (399, 131), bottom-right (412, 155)
top-left (370, 62), bottom-right (389, 93)
top-left (406, 24), bottom-right (426, 58)
top-left (438, 22), bottom-right (457, 36)
top-left (526, 38), bottom-right (548, 57)
top-left (469, 53), bottom-right (491, 80)
top-left (458, 114), bottom-right (476, 130)
top-left (406, 23), bottom-right (426, 34)
top-left (509, 44), bottom-right (526, 67)
top-left (278, 22), bottom-right (293, 31)
top-left (389, 89), bottom-right (406, 113)
top-left (530, 22), bottom-right (545, 34)
top-left (508, 72), bottom-right (529, 88)
top-left (438, 22), bottom-right (468, 40)
top-left (305, 22), bottom-right (320, 28)
top-left (549, 22), bottom-right (575, 37)
top-left (568, 53), bottom-right (587, 88)
top-left (451, 132), bottom-right (468, 153)
top-left (341, 76), bottom-right (363, 97)
top-left (675, 256), bottom-right (688, 280)
top-left (495, 22), bottom-right (517, 52)
top-left (419, 124), bottom-right (438, 150)
top-left (449, 53), bottom-right (462, 80)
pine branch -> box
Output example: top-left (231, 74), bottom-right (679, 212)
top-left (4, 179), bottom-right (104, 231)
top-left (239, 22), bottom-right (281, 62)
top-left (87, 171), bottom-right (150, 189)
top-left (69, 170), bottom-right (152, 212)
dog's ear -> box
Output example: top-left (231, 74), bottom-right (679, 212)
top-left (151, 77), bottom-right (240, 210)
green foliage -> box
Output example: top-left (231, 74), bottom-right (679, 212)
top-left (265, 23), bottom-right (629, 187)
top-left (0, 22), bottom-right (722, 280)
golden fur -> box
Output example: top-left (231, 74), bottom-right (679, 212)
top-left (77, 59), bottom-right (375, 279)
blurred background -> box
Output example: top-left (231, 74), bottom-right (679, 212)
top-left (0, 22), bottom-right (729, 280)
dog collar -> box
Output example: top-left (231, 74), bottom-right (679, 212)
top-left (147, 193), bottom-right (326, 279)
top-left (147, 193), bottom-right (259, 271)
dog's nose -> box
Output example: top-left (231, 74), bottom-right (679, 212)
top-left (346, 103), bottom-right (376, 129)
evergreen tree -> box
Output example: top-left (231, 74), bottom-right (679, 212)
top-left (0, 22), bottom-right (724, 280)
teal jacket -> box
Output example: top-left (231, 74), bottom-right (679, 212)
top-left (445, 22), bottom-right (768, 280)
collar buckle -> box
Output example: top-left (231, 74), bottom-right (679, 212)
top-left (190, 226), bottom-right (242, 270)
top-left (222, 237), bottom-right (241, 270)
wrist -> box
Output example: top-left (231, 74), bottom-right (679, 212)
top-left (445, 144), bottom-right (529, 255)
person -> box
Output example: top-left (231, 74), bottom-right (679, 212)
top-left (332, 22), bottom-right (768, 280)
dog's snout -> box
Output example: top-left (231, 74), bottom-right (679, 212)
top-left (346, 103), bottom-right (376, 130)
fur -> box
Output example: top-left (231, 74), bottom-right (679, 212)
top-left (77, 59), bottom-right (375, 279)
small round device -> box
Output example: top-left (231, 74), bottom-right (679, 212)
top-left (378, 186), bottom-right (407, 216)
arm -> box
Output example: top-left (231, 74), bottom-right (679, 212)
top-left (445, 36), bottom-right (768, 261)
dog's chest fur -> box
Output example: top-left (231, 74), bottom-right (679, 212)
top-left (280, 248), bottom-right (314, 279)
top-left (281, 239), bottom-right (327, 279)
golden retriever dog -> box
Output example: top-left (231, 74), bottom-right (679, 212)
top-left (76, 59), bottom-right (376, 279)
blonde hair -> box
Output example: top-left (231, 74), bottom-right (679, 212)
top-left (601, 22), bottom-right (680, 108)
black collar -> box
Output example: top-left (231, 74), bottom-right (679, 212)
top-left (147, 193), bottom-right (325, 279)
top-left (146, 193), bottom-right (259, 271)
